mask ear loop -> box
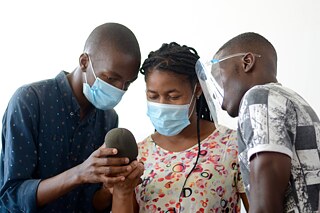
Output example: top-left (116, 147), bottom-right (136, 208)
top-left (87, 54), bottom-right (98, 80)
top-left (83, 72), bottom-right (88, 84)
top-left (188, 84), bottom-right (199, 119)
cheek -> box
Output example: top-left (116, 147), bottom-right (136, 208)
top-left (223, 79), bottom-right (242, 107)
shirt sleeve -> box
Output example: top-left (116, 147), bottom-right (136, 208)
top-left (0, 86), bottom-right (42, 212)
top-left (238, 87), bottom-right (296, 161)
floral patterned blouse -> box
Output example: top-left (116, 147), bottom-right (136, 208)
top-left (135, 125), bottom-right (245, 213)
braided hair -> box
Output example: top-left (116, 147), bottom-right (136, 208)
top-left (140, 42), bottom-right (213, 122)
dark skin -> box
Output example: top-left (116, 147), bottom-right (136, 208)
top-left (111, 69), bottom-right (249, 212)
top-left (216, 49), bottom-right (291, 212)
top-left (36, 43), bottom-right (143, 210)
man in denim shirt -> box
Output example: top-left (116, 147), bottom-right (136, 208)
top-left (0, 22), bottom-right (144, 212)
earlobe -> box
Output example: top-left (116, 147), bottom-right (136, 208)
top-left (79, 53), bottom-right (89, 71)
top-left (242, 52), bottom-right (256, 73)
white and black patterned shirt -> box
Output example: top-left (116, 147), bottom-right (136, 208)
top-left (237, 83), bottom-right (320, 212)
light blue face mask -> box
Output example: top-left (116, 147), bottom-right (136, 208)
top-left (147, 89), bottom-right (196, 136)
top-left (83, 56), bottom-right (125, 110)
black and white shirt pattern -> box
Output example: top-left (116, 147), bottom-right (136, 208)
top-left (237, 83), bottom-right (320, 212)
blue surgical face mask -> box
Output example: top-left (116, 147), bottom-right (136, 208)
top-left (147, 87), bottom-right (197, 136)
top-left (83, 56), bottom-right (125, 110)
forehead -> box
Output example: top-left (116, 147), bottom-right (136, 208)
top-left (94, 49), bottom-right (140, 80)
top-left (214, 49), bottom-right (228, 60)
top-left (146, 69), bottom-right (191, 91)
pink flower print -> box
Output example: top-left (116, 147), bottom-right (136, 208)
top-left (186, 151), bottom-right (197, 159)
top-left (196, 179), bottom-right (207, 189)
top-left (172, 163), bottom-right (185, 173)
top-left (169, 199), bottom-right (176, 206)
top-left (199, 150), bottom-right (207, 156)
top-left (216, 186), bottom-right (225, 197)
top-left (207, 141), bottom-right (220, 149)
top-left (196, 207), bottom-right (205, 213)
top-left (200, 198), bottom-right (209, 207)
top-left (158, 177), bottom-right (164, 182)
top-left (146, 204), bottom-right (157, 213)
top-left (208, 154), bottom-right (221, 164)
top-left (164, 181), bottom-right (174, 189)
top-left (165, 172), bottom-right (173, 180)
top-left (214, 164), bottom-right (226, 175)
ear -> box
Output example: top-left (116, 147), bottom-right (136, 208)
top-left (241, 52), bottom-right (256, 73)
top-left (79, 53), bottom-right (89, 72)
top-left (195, 83), bottom-right (203, 99)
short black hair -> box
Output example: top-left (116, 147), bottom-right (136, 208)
top-left (140, 42), bottom-right (213, 122)
top-left (84, 22), bottom-right (141, 60)
top-left (217, 32), bottom-right (277, 62)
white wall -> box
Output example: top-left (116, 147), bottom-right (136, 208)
top-left (1, 0), bottom-right (320, 142)
top-left (0, 1), bottom-right (319, 210)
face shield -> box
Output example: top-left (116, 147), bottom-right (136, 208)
top-left (195, 53), bottom-right (262, 124)
top-left (195, 59), bottom-right (224, 124)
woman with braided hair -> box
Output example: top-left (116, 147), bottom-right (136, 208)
top-left (111, 42), bottom-right (249, 212)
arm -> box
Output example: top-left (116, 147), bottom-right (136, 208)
top-left (111, 161), bottom-right (144, 213)
top-left (92, 160), bottom-right (141, 211)
top-left (37, 146), bottom-right (130, 207)
top-left (249, 152), bottom-right (291, 213)
top-left (92, 186), bottom-right (113, 212)
top-left (240, 193), bottom-right (249, 212)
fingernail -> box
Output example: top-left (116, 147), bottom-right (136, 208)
top-left (125, 158), bottom-right (129, 164)
top-left (113, 149), bottom-right (117, 154)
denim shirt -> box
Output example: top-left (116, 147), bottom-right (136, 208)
top-left (0, 71), bottom-right (118, 212)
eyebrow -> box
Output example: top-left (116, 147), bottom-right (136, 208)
top-left (146, 89), bottom-right (180, 93)
top-left (106, 71), bottom-right (137, 82)
top-left (105, 71), bottom-right (121, 78)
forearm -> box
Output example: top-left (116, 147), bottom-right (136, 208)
top-left (111, 192), bottom-right (136, 213)
top-left (92, 186), bottom-right (112, 212)
top-left (240, 193), bottom-right (249, 212)
top-left (249, 188), bottom-right (284, 213)
top-left (37, 165), bottom-right (81, 207)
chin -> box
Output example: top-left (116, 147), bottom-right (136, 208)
top-left (228, 111), bottom-right (238, 118)
top-left (225, 105), bottom-right (239, 118)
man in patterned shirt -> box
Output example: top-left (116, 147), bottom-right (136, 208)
top-left (207, 32), bottom-right (320, 212)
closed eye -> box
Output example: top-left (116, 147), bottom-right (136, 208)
top-left (147, 95), bottom-right (158, 101)
top-left (168, 95), bottom-right (181, 100)
top-left (106, 76), bottom-right (119, 82)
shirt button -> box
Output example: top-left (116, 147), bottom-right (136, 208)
top-left (70, 112), bottom-right (74, 116)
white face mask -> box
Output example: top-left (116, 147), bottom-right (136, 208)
top-left (82, 55), bottom-right (125, 110)
top-left (146, 86), bottom-right (197, 136)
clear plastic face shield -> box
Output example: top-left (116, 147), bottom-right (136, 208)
top-left (195, 59), bottom-right (223, 124)
top-left (195, 53), bottom-right (261, 123)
